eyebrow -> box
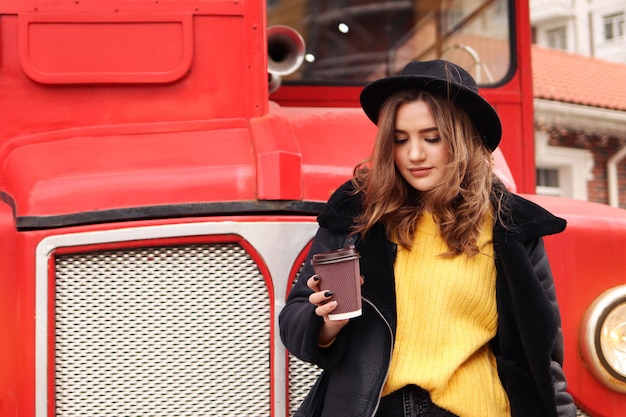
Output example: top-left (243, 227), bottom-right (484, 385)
top-left (394, 127), bottom-right (439, 135)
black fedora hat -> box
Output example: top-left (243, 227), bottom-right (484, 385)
top-left (359, 60), bottom-right (502, 151)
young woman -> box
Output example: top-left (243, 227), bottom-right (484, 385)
top-left (279, 60), bottom-right (576, 417)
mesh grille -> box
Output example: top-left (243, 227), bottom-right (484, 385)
top-left (288, 354), bottom-right (322, 416)
top-left (286, 263), bottom-right (323, 416)
top-left (54, 243), bottom-right (271, 417)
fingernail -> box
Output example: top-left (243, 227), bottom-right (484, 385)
top-left (313, 275), bottom-right (320, 281)
top-left (324, 291), bottom-right (334, 298)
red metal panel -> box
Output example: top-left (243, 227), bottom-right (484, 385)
top-left (281, 106), bottom-right (376, 201)
top-left (0, 203), bottom-right (19, 416)
top-left (1, 10), bottom-right (267, 141)
top-left (1, 122), bottom-right (257, 218)
top-left (249, 104), bottom-right (303, 200)
top-left (18, 13), bottom-right (193, 84)
top-left (528, 194), bottom-right (626, 417)
top-left (11, 226), bottom-right (41, 417)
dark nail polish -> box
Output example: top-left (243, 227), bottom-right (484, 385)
top-left (313, 275), bottom-right (320, 281)
top-left (324, 291), bottom-right (334, 298)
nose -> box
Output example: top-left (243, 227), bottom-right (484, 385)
top-left (408, 139), bottom-right (425, 162)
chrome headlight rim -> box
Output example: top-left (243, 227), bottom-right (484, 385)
top-left (580, 284), bottom-right (626, 393)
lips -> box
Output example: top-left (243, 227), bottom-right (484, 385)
top-left (408, 167), bottom-right (432, 177)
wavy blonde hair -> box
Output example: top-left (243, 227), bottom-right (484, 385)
top-left (352, 89), bottom-right (503, 257)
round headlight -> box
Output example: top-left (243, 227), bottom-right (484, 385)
top-left (580, 285), bottom-right (626, 393)
top-left (599, 302), bottom-right (626, 377)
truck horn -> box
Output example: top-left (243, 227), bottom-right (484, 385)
top-left (267, 25), bottom-right (306, 93)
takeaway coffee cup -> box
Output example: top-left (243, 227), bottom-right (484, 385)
top-left (311, 245), bottom-right (362, 320)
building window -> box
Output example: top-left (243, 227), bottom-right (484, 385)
top-left (546, 26), bottom-right (567, 50)
top-left (536, 168), bottom-right (562, 196)
top-left (603, 12), bottom-right (625, 41)
top-left (534, 131), bottom-right (593, 201)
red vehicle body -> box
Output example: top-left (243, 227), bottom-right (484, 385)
top-left (0, 1), bottom-right (624, 416)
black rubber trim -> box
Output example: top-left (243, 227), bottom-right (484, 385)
top-left (14, 200), bottom-right (326, 231)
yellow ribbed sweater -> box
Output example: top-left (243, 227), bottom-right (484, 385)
top-left (382, 213), bottom-right (511, 417)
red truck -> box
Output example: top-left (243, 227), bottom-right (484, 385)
top-left (0, 0), bottom-right (624, 416)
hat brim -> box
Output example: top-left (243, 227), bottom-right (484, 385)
top-left (360, 76), bottom-right (502, 151)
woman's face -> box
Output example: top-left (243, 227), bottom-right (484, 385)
top-left (392, 99), bottom-right (451, 193)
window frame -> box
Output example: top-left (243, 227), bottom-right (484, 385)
top-left (534, 131), bottom-right (593, 201)
top-left (603, 12), bottom-right (625, 41)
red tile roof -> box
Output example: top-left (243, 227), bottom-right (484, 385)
top-left (532, 45), bottom-right (626, 111)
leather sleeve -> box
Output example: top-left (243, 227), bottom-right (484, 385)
top-left (278, 227), bottom-right (352, 369)
top-left (528, 238), bottom-right (577, 417)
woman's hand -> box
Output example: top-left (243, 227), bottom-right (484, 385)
top-left (307, 275), bottom-right (363, 346)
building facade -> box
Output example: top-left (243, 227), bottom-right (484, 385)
top-left (531, 0), bottom-right (626, 63)
top-left (530, 0), bottom-right (626, 209)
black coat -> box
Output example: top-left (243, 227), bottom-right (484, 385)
top-left (279, 181), bottom-right (576, 417)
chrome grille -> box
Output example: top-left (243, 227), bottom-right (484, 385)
top-left (54, 243), bottom-right (271, 416)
